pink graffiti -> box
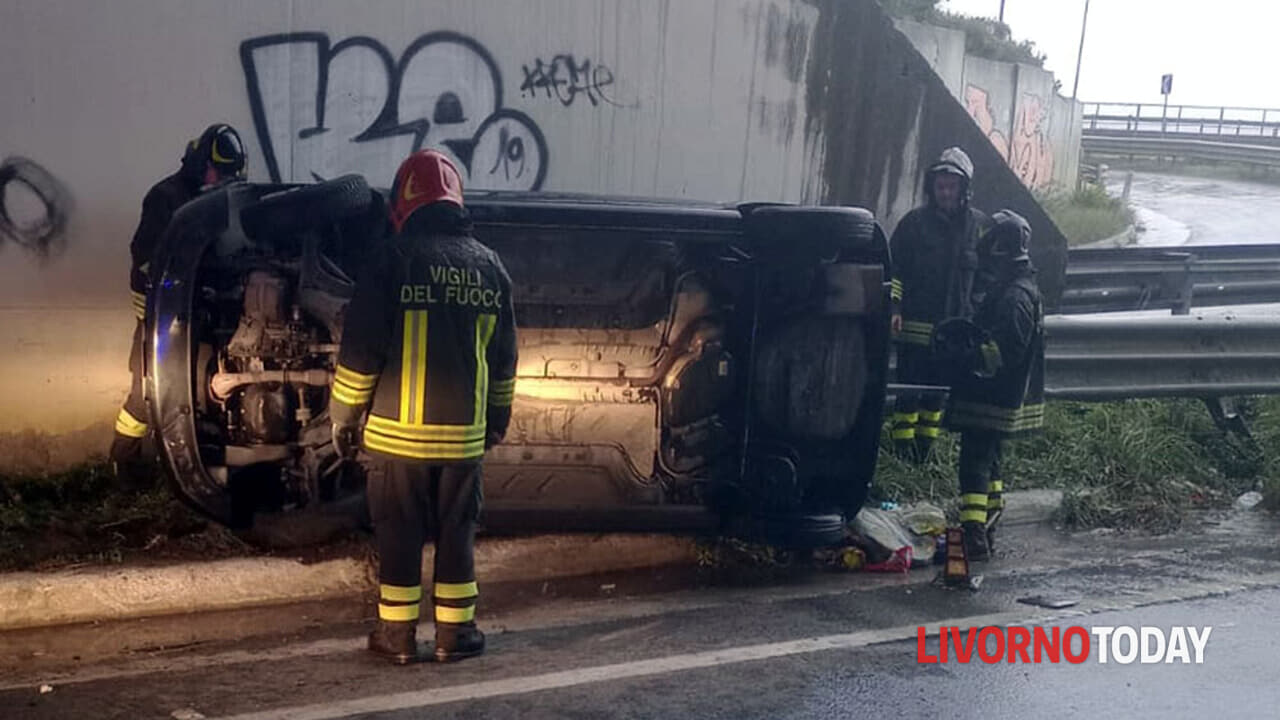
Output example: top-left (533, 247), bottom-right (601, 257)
top-left (964, 85), bottom-right (1009, 161)
top-left (1010, 93), bottom-right (1055, 190)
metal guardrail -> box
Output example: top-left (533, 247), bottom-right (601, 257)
top-left (1082, 102), bottom-right (1280, 139)
top-left (1061, 244), bottom-right (1280, 314)
top-left (1079, 135), bottom-right (1280, 168)
top-left (1044, 314), bottom-right (1280, 401)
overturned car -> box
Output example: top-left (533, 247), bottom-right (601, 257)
top-left (143, 176), bottom-right (891, 547)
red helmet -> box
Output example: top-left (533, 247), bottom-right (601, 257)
top-left (389, 149), bottom-right (464, 233)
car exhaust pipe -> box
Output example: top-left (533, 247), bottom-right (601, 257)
top-left (210, 368), bottom-right (334, 400)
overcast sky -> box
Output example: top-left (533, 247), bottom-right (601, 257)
top-left (939, 0), bottom-right (1279, 110)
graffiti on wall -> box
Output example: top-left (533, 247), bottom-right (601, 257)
top-left (964, 85), bottom-right (1056, 189)
top-left (1010, 93), bottom-right (1055, 190)
top-left (0, 156), bottom-right (73, 260)
top-left (520, 55), bottom-right (620, 108)
top-left (241, 32), bottom-right (548, 190)
top-left (963, 85), bottom-right (1010, 162)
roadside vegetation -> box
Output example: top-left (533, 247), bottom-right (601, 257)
top-left (881, 0), bottom-right (1048, 68)
top-left (873, 397), bottom-right (1280, 533)
top-left (1037, 183), bottom-right (1135, 247)
top-left (0, 462), bottom-right (245, 571)
top-left (6, 397), bottom-right (1278, 570)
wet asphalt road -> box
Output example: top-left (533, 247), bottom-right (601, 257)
top-left (1107, 171), bottom-right (1280, 247)
top-left (4, 512), bottom-right (1280, 719)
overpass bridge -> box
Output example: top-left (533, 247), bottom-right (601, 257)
top-left (1081, 102), bottom-right (1280, 166)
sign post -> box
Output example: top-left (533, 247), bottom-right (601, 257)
top-left (1161, 74), bottom-right (1174, 134)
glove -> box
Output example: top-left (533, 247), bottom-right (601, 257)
top-left (485, 430), bottom-right (504, 451)
top-left (931, 317), bottom-right (991, 378)
top-left (332, 422), bottom-right (360, 460)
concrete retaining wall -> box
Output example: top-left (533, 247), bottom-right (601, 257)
top-left (894, 17), bottom-right (966, 98)
top-left (0, 0), bottom-right (1066, 472)
top-left (895, 17), bottom-right (1083, 192)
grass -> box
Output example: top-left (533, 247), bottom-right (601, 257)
top-left (7, 397), bottom-right (1280, 571)
top-left (1255, 397), bottom-right (1280, 511)
top-left (872, 398), bottom-right (1280, 533)
top-left (1037, 184), bottom-right (1135, 246)
top-left (0, 461), bottom-right (246, 571)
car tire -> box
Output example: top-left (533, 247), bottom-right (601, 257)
top-left (240, 174), bottom-right (373, 240)
top-left (743, 205), bottom-right (877, 256)
top-left (726, 511), bottom-right (846, 549)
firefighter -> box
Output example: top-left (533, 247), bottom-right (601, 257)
top-left (109, 124), bottom-right (247, 483)
top-left (888, 147), bottom-right (990, 463)
top-left (935, 209), bottom-right (1045, 560)
top-left (331, 149), bottom-right (517, 665)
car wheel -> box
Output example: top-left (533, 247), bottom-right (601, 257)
top-left (725, 511), bottom-right (846, 549)
top-left (742, 205), bottom-right (877, 257)
top-left (240, 174), bottom-right (373, 240)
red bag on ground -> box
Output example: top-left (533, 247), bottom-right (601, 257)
top-left (863, 546), bottom-right (913, 573)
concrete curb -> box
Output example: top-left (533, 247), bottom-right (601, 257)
top-left (1078, 223), bottom-right (1137, 248)
top-left (0, 534), bottom-right (699, 632)
top-left (1000, 489), bottom-right (1064, 526)
top-left (0, 493), bottom-right (1063, 632)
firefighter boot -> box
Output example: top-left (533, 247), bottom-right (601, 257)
top-left (962, 521), bottom-right (990, 562)
top-left (368, 620), bottom-right (422, 665)
top-left (435, 623), bottom-right (486, 663)
top-left (109, 435), bottom-right (152, 491)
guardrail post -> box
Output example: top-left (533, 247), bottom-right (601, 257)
top-left (1203, 397), bottom-right (1258, 445)
top-left (1165, 257), bottom-right (1194, 315)
top-left (1218, 107), bottom-right (1225, 135)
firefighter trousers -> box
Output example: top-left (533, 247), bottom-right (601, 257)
top-left (367, 460), bottom-right (483, 630)
top-left (958, 430), bottom-right (1004, 525)
top-left (892, 390), bottom-right (946, 461)
top-left (110, 320), bottom-right (149, 465)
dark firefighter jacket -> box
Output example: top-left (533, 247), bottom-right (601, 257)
top-left (944, 271), bottom-right (1045, 436)
top-left (129, 172), bottom-right (198, 319)
top-left (889, 205), bottom-right (990, 349)
top-left (331, 232), bottom-right (518, 462)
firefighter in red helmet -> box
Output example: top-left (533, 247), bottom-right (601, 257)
top-left (331, 149), bottom-right (518, 664)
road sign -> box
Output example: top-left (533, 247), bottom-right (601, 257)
top-left (1162, 74), bottom-right (1174, 96)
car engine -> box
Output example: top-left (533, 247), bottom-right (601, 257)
top-left (210, 268), bottom-right (334, 444)
top-left (200, 264), bottom-right (348, 509)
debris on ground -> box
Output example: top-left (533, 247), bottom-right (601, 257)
top-left (850, 507), bottom-right (914, 562)
top-left (1234, 491), bottom-right (1263, 511)
top-left (815, 503), bottom-right (950, 575)
top-left (900, 503), bottom-right (947, 536)
top-left (1017, 595), bottom-right (1080, 609)
top-left (863, 546), bottom-right (913, 573)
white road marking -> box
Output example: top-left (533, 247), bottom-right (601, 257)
top-left (4, 562), bottom-right (1279, 695)
top-left (0, 567), bottom-right (928, 691)
top-left (212, 609), bottom-right (1052, 720)
top-left (210, 576), bottom-right (1280, 720)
